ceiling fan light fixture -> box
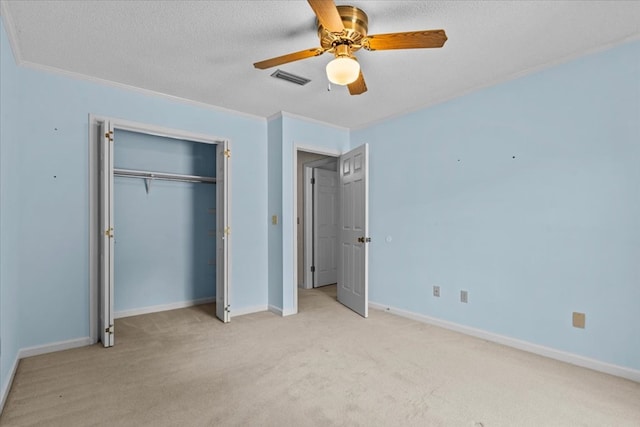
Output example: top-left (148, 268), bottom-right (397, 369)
top-left (326, 56), bottom-right (360, 85)
top-left (253, 1), bottom-right (448, 96)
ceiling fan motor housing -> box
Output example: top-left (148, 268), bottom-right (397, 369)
top-left (318, 5), bottom-right (369, 52)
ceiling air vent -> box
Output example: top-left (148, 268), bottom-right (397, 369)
top-left (270, 69), bottom-right (311, 86)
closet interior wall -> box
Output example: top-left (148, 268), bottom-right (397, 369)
top-left (113, 130), bottom-right (217, 317)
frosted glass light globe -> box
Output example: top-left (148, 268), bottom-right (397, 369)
top-left (326, 57), bottom-right (360, 85)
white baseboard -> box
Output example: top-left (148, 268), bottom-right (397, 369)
top-left (19, 337), bottom-right (93, 359)
top-left (0, 355), bottom-right (20, 415)
top-left (268, 304), bottom-right (297, 317)
top-left (114, 297), bottom-right (215, 319)
top-left (268, 305), bottom-right (283, 316)
top-left (369, 301), bottom-right (640, 383)
top-left (232, 305), bottom-right (268, 317)
top-left (1, 336), bottom-right (92, 415)
top-left (282, 308), bottom-right (297, 317)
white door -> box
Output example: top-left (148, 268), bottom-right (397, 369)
top-left (313, 168), bottom-right (338, 287)
top-left (337, 144), bottom-right (369, 317)
top-left (216, 141), bottom-right (231, 322)
top-left (99, 121), bottom-right (115, 346)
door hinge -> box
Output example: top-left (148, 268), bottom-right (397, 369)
top-left (104, 227), bottom-right (114, 238)
top-left (104, 131), bottom-right (114, 142)
top-left (224, 226), bottom-right (231, 236)
top-left (311, 266), bottom-right (315, 273)
top-left (225, 305), bottom-right (231, 312)
top-left (311, 177), bottom-right (316, 185)
top-left (105, 324), bottom-right (114, 334)
top-left (224, 149), bottom-right (231, 158)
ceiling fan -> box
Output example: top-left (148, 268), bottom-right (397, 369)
top-left (253, 0), bottom-right (448, 95)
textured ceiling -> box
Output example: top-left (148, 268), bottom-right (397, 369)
top-left (2, 1), bottom-right (639, 129)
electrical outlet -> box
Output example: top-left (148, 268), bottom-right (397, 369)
top-left (433, 285), bottom-right (440, 297)
top-left (460, 290), bottom-right (468, 303)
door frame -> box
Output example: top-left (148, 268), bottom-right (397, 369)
top-left (293, 145), bottom-right (341, 314)
top-left (88, 114), bottom-right (230, 344)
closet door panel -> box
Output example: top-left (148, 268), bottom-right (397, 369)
top-left (216, 141), bottom-right (230, 323)
top-left (99, 121), bottom-right (115, 347)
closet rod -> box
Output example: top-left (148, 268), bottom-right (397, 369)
top-left (113, 168), bottom-right (216, 184)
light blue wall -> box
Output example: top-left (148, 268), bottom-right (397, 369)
top-left (280, 116), bottom-right (349, 312)
top-left (0, 18), bottom-right (268, 388)
top-left (267, 114), bottom-right (349, 312)
top-left (113, 130), bottom-right (216, 312)
top-left (0, 19), bottom-right (22, 398)
top-left (351, 40), bottom-right (640, 370)
top-left (267, 116), bottom-right (283, 309)
top-left (1, 15), bottom-right (638, 397)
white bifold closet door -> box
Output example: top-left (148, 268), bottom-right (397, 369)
top-left (216, 141), bottom-right (230, 323)
top-left (99, 121), bottom-right (115, 347)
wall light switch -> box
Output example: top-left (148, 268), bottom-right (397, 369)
top-left (272, 215), bottom-right (278, 225)
top-left (572, 312), bottom-right (585, 329)
top-left (460, 290), bottom-right (468, 303)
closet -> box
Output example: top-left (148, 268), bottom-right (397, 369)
top-left (95, 118), bottom-right (230, 347)
top-left (113, 130), bottom-right (216, 316)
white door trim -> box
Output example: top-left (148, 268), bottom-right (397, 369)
top-left (88, 114), bottom-right (229, 344)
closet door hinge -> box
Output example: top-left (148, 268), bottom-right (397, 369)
top-left (225, 305), bottom-right (231, 313)
top-left (104, 227), bottom-right (114, 238)
top-left (224, 226), bottom-right (231, 236)
top-left (105, 324), bottom-right (114, 334)
top-left (224, 149), bottom-right (231, 158)
top-left (104, 131), bottom-right (114, 142)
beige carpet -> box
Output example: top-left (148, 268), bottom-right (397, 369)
top-left (1, 285), bottom-right (639, 426)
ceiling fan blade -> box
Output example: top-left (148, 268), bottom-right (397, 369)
top-left (348, 70), bottom-right (367, 96)
top-left (253, 48), bottom-right (325, 69)
top-left (363, 29), bottom-right (447, 51)
top-left (307, 0), bottom-right (344, 33)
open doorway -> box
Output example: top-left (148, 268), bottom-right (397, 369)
top-left (296, 150), bottom-right (339, 315)
top-left (293, 144), bottom-right (369, 318)
top-left (296, 151), bottom-right (339, 291)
